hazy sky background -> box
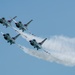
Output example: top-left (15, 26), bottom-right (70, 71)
top-left (0, 0), bottom-right (75, 75)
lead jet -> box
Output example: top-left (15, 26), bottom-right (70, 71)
top-left (13, 19), bottom-right (33, 32)
top-left (0, 16), bottom-right (17, 28)
top-left (2, 32), bottom-right (20, 45)
top-left (29, 38), bottom-right (47, 50)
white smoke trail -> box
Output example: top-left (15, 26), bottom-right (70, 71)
top-left (13, 27), bottom-right (75, 66)
top-left (17, 44), bottom-right (64, 65)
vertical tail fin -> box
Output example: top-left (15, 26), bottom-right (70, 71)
top-left (38, 38), bottom-right (47, 45)
top-left (24, 19), bottom-right (33, 27)
top-left (12, 34), bottom-right (20, 40)
top-left (8, 16), bottom-right (17, 23)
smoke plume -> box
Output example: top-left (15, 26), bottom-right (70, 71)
top-left (13, 27), bottom-right (75, 66)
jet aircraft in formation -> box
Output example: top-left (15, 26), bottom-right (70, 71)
top-left (0, 16), bottom-right (47, 50)
top-left (13, 19), bottom-right (33, 32)
top-left (1, 32), bottom-right (20, 45)
top-left (29, 38), bottom-right (47, 50)
top-left (0, 16), bottom-right (17, 28)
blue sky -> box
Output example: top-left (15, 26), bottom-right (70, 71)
top-left (0, 0), bottom-right (75, 75)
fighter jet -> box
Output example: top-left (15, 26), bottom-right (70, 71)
top-left (0, 16), bottom-right (17, 28)
top-left (13, 19), bottom-right (33, 32)
top-left (2, 32), bottom-right (20, 45)
top-left (29, 38), bottom-right (47, 50)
